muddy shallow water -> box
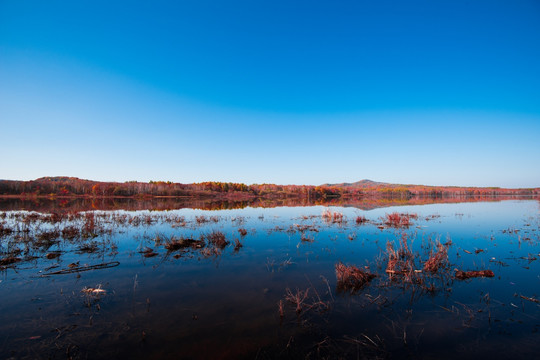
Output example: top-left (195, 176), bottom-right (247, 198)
top-left (0, 199), bottom-right (539, 359)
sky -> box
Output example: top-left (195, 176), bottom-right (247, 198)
top-left (1, 0), bottom-right (539, 187)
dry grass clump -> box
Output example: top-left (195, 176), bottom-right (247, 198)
top-left (83, 212), bottom-right (96, 235)
top-left (195, 215), bottom-right (209, 224)
top-left (0, 223), bottom-right (14, 237)
top-left (282, 287), bottom-right (330, 317)
top-left (46, 212), bottom-right (65, 224)
top-left (383, 212), bottom-right (417, 228)
top-left (200, 246), bottom-right (222, 258)
top-left (294, 224), bottom-right (319, 232)
top-left (238, 228), bottom-right (248, 236)
top-left (385, 234), bottom-right (417, 282)
top-left (0, 256), bottom-right (22, 266)
top-left (206, 231), bottom-right (229, 249)
top-left (233, 238), bottom-right (243, 251)
top-left (301, 233), bottom-right (315, 242)
top-left (335, 262), bottom-right (376, 291)
top-left (37, 229), bottom-right (60, 242)
top-left (22, 212), bottom-right (41, 224)
top-left (285, 288), bottom-right (311, 314)
top-left (61, 225), bottom-right (80, 240)
top-left (322, 209), bottom-right (344, 224)
top-left (164, 236), bottom-right (205, 251)
top-left (423, 241), bottom-right (450, 273)
top-left (355, 216), bottom-right (368, 225)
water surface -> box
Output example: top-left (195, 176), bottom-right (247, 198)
top-left (0, 199), bottom-right (539, 359)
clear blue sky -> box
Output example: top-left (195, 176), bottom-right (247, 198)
top-left (1, 0), bottom-right (539, 187)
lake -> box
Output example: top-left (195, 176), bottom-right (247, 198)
top-left (0, 198), bottom-right (539, 359)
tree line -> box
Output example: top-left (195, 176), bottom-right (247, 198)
top-left (0, 177), bottom-right (537, 199)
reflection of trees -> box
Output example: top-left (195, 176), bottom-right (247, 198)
top-left (0, 194), bottom-right (536, 213)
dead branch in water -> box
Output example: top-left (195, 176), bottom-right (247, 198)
top-left (516, 293), bottom-right (540, 304)
top-left (41, 261), bottom-right (120, 276)
top-left (454, 269), bottom-right (494, 280)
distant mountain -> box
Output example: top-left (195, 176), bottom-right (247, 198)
top-left (322, 179), bottom-right (392, 188)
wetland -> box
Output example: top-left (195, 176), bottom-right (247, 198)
top-left (0, 197), bottom-right (539, 359)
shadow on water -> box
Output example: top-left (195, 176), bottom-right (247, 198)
top-left (0, 198), bottom-right (539, 359)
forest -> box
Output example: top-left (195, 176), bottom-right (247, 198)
top-left (0, 177), bottom-right (537, 199)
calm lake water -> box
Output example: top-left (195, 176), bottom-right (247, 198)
top-left (0, 198), bottom-right (539, 359)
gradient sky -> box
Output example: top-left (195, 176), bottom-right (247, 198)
top-left (1, 0), bottom-right (539, 187)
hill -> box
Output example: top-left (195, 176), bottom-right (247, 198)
top-left (323, 179), bottom-right (390, 188)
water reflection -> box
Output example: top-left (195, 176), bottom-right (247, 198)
top-left (0, 194), bottom-right (536, 212)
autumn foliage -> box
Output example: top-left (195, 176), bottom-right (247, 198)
top-left (0, 177), bottom-right (537, 200)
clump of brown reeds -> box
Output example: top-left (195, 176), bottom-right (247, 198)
top-left (238, 228), bottom-right (248, 236)
top-left (385, 234), bottom-right (417, 282)
top-left (164, 236), bottom-right (205, 251)
top-left (22, 212), bottom-right (41, 224)
top-left (455, 269), bottom-right (494, 280)
top-left (143, 214), bottom-right (154, 226)
top-left (355, 216), bottom-right (368, 225)
top-left (423, 241), bottom-right (449, 273)
top-left (47, 212), bottom-right (65, 224)
top-left (37, 229), bottom-right (60, 242)
top-left (200, 246), bottom-right (221, 258)
top-left (301, 233), bottom-right (314, 242)
top-left (128, 215), bottom-right (141, 226)
top-left (166, 215), bottom-right (186, 227)
top-left (195, 215), bottom-right (209, 224)
top-left (61, 225), bottom-right (80, 240)
top-left (233, 238), bottom-right (243, 251)
top-left (206, 231), bottom-right (229, 249)
top-left (294, 224), bottom-right (319, 232)
top-left (0, 223), bottom-right (14, 237)
top-left (322, 209), bottom-right (344, 224)
top-left (83, 212), bottom-right (96, 235)
top-left (335, 261), bottom-right (376, 291)
top-left (383, 212), bottom-right (417, 228)
top-left (285, 288), bottom-right (311, 314)
top-left (0, 256), bottom-right (21, 266)
top-left (283, 286), bottom-right (330, 315)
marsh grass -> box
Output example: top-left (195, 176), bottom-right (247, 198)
top-left (335, 262), bottom-right (376, 292)
top-left (383, 212), bottom-right (417, 229)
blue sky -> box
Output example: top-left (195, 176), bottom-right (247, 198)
top-left (1, 0), bottom-right (539, 187)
